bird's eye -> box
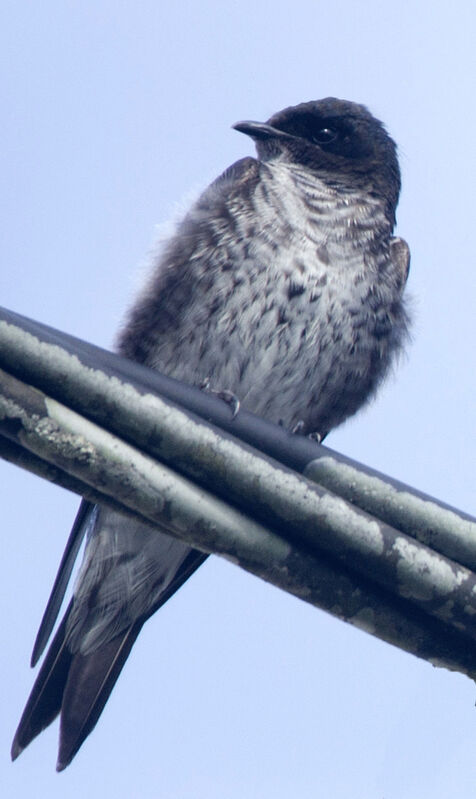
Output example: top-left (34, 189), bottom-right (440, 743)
top-left (312, 127), bottom-right (338, 144)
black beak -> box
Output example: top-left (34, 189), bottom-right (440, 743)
top-left (232, 120), bottom-right (291, 141)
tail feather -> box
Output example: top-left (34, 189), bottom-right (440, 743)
top-left (31, 501), bottom-right (93, 667)
top-left (56, 548), bottom-right (207, 769)
top-left (12, 605), bottom-right (73, 760)
top-left (57, 624), bottom-right (143, 771)
top-left (13, 542), bottom-right (208, 768)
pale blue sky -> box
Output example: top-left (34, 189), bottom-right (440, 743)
top-left (2, 2), bottom-right (476, 797)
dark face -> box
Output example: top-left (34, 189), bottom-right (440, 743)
top-left (248, 97), bottom-right (401, 222)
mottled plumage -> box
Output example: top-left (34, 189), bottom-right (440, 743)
top-left (12, 97), bottom-right (410, 770)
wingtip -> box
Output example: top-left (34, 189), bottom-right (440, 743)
top-left (30, 649), bottom-right (40, 669)
top-left (56, 735), bottom-right (77, 772)
top-left (11, 736), bottom-right (23, 762)
top-left (31, 623), bottom-right (47, 667)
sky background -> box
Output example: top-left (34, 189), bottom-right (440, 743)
top-left (2, 2), bottom-right (476, 797)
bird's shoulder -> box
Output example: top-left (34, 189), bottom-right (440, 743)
top-left (389, 236), bottom-right (410, 290)
top-left (205, 156), bottom-right (262, 198)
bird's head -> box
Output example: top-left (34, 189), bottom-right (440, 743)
top-left (233, 97), bottom-right (401, 222)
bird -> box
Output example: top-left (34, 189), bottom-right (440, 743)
top-left (12, 97), bottom-right (410, 770)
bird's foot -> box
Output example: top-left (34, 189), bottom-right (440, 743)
top-left (291, 421), bottom-right (324, 444)
top-left (308, 431), bottom-right (324, 444)
top-left (200, 378), bottom-right (240, 419)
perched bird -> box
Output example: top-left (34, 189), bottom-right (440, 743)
top-left (12, 97), bottom-right (410, 770)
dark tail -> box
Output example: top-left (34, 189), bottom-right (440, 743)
top-left (13, 546), bottom-right (207, 769)
top-left (31, 501), bottom-right (93, 667)
top-left (56, 623), bottom-right (144, 771)
top-left (56, 548), bottom-right (208, 769)
top-left (12, 602), bottom-right (145, 771)
top-left (11, 603), bottom-right (74, 761)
